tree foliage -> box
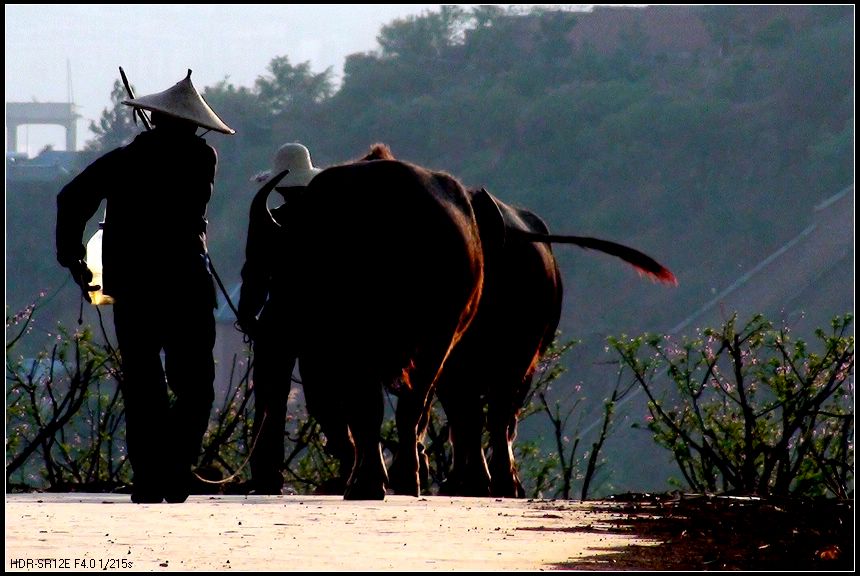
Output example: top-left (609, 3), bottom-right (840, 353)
top-left (85, 80), bottom-right (141, 153)
top-left (255, 56), bottom-right (335, 114)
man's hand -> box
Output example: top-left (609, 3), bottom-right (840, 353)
top-left (69, 259), bottom-right (96, 303)
top-left (235, 314), bottom-right (258, 341)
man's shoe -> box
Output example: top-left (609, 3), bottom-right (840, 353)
top-left (163, 472), bottom-right (192, 503)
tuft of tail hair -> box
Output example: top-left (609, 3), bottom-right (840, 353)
top-left (508, 229), bottom-right (678, 286)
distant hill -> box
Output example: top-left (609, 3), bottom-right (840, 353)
top-left (543, 186), bottom-right (853, 495)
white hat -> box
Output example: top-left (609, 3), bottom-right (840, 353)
top-left (254, 143), bottom-right (322, 187)
top-left (122, 69), bottom-right (235, 135)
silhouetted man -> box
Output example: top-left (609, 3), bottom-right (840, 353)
top-left (237, 143), bottom-right (350, 495)
top-left (56, 70), bottom-right (235, 503)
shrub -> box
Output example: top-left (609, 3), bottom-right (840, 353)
top-left (609, 313), bottom-right (854, 498)
top-left (6, 301), bottom-right (128, 491)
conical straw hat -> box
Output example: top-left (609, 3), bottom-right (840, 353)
top-left (123, 69), bottom-right (235, 134)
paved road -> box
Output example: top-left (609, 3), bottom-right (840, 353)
top-left (6, 493), bottom-right (655, 571)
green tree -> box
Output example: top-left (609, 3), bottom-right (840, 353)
top-left (84, 79), bottom-right (141, 153)
top-left (377, 5), bottom-right (467, 60)
top-left (254, 55), bottom-right (334, 115)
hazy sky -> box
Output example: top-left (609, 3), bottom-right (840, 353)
top-left (5, 4), bottom-right (481, 156)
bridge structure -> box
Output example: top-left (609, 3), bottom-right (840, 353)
top-left (6, 101), bottom-right (80, 153)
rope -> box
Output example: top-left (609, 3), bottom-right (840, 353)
top-left (192, 412), bottom-right (266, 487)
top-left (206, 254), bottom-right (253, 346)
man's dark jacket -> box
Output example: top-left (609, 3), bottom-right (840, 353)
top-left (56, 129), bottom-right (217, 304)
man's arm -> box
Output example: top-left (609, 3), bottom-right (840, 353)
top-left (56, 149), bottom-right (120, 293)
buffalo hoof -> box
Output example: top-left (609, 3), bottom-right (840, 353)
top-left (343, 482), bottom-right (386, 501)
top-left (441, 478), bottom-right (491, 498)
top-left (387, 461), bottom-right (420, 496)
top-left (491, 478), bottom-right (522, 499)
top-left (390, 484), bottom-right (420, 497)
top-left (461, 482), bottom-right (492, 498)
